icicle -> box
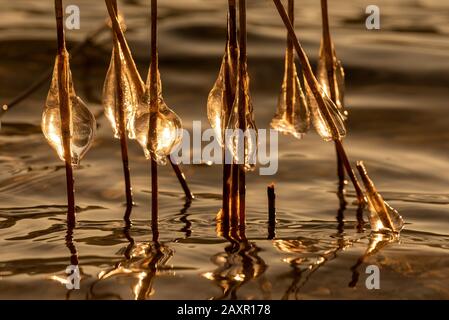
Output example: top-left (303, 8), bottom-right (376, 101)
top-left (271, 49), bottom-right (310, 139)
top-left (225, 62), bottom-right (257, 171)
top-left (316, 40), bottom-right (347, 118)
top-left (102, 41), bottom-right (139, 139)
top-left (304, 81), bottom-right (346, 141)
top-left (133, 66), bottom-right (182, 165)
top-left (207, 17), bottom-right (237, 147)
top-left (42, 50), bottom-right (96, 166)
top-left (356, 161), bottom-right (404, 233)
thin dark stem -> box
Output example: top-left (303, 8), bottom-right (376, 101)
top-left (285, 0), bottom-right (294, 123)
top-left (237, 0), bottom-right (247, 227)
top-left (267, 184), bottom-right (276, 240)
top-left (222, 0), bottom-right (238, 225)
top-left (149, 0), bottom-right (159, 220)
top-left (105, 0), bottom-right (145, 97)
top-left (320, 0), bottom-right (336, 103)
top-left (169, 158), bottom-right (194, 200)
top-left (320, 0), bottom-right (346, 190)
top-left (112, 0), bottom-right (133, 208)
top-left (55, 0), bottom-right (75, 225)
top-left (335, 140), bottom-right (365, 205)
top-left (230, 162), bottom-right (239, 227)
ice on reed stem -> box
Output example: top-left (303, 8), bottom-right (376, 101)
top-left (316, 40), bottom-right (347, 118)
top-left (42, 50), bottom-right (96, 166)
top-left (103, 10), bottom-right (144, 140)
top-left (102, 41), bottom-right (140, 139)
top-left (356, 161), bottom-right (404, 233)
top-left (271, 49), bottom-right (310, 139)
top-left (304, 81), bottom-right (346, 141)
top-left (225, 62), bottom-right (257, 172)
top-left (207, 18), bottom-right (237, 147)
top-left (133, 66), bottom-right (182, 165)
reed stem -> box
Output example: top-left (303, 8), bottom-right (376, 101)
top-left (55, 0), bottom-right (75, 225)
top-left (320, 0), bottom-right (346, 191)
top-left (105, 0), bottom-right (145, 97)
top-left (222, 0), bottom-right (238, 226)
top-left (149, 0), bottom-right (159, 219)
top-left (335, 140), bottom-right (365, 204)
top-left (169, 158), bottom-right (194, 201)
top-left (272, 0), bottom-right (365, 205)
top-left (237, 0), bottom-right (247, 227)
top-left (320, 0), bottom-right (336, 102)
top-left (267, 184), bottom-right (276, 240)
top-left (285, 0), bottom-right (294, 124)
top-left (111, 0), bottom-right (133, 208)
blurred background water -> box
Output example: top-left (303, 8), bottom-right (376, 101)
top-left (0, 0), bottom-right (448, 299)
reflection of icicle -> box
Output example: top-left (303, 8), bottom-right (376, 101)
top-left (271, 50), bottom-right (310, 139)
top-left (356, 161), bottom-right (404, 233)
top-left (42, 51), bottom-right (96, 166)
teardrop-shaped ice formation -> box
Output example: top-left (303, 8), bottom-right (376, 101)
top-left (207, 55), bottom-right (228, 146)
top-left (356, 161), bottom-right (404, 233)
top-left (305, 81), bottom-right (346, 141)
top-left (42, 52), bottom-right (96, 166)
top-left (271, 49), bottom-right (310, 139)
top-left (102, 41), bottom-right (139, 139)
top-left (133, 67), bottom-right (182, 165)
top-left (225, 63), bottom-right (258, 171)
top-left (316, 40), bottom-right (347, 118)
top-left (207, 25), bottom-right (237, 148)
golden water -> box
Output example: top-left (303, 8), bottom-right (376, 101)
top-left (0, 0), bottom-right (448, 299)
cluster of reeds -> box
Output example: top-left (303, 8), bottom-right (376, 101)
top-left (1, 0), bottom-right (403, 235)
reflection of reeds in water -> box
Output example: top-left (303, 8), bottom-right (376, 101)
top-left (96, 241), bottom-right (174, 300)
top-left (349, 233), bottom-right (397, 288)
top-left (273, 231), bottom-right (366, 299)
top-left (49, 221), bottom-right (82, 300)
top-left (91, 219), bottom-right (174, 300)
top-left (202, 239), bottom-right (269, 300)
top-left (209, 197), bottom-right (269, 299)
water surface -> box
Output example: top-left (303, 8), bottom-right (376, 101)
top-left (0, 0), bottom-right (448, 299)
